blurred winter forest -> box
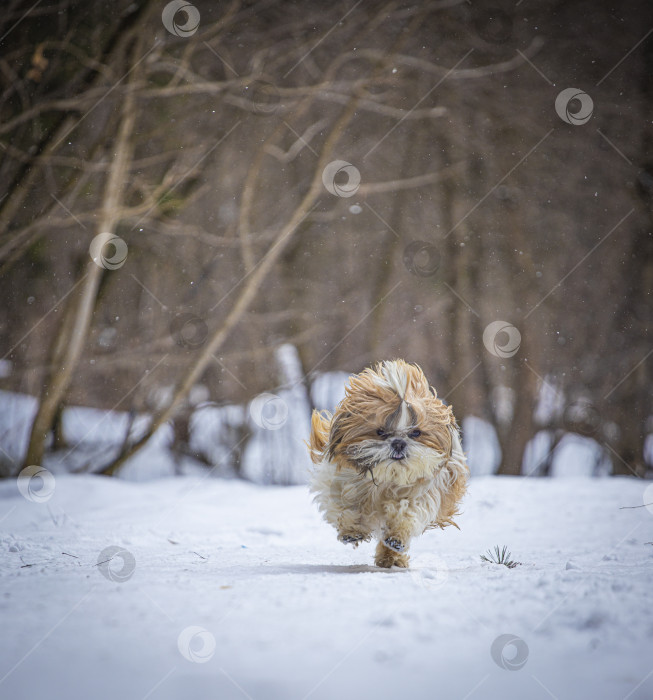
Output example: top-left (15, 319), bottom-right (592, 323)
top-left (0, 0), bottom-right (651, 482)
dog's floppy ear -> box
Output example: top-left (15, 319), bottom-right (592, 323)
top-left (327, 410), bottom-right (353, 460)
top-left (309, 410), bottom-right (332, 463)
top-left (446, 423), bottom-right (468, 483)
top-left (436, 423), bottom-right (469, 529)
top-left (447, 423), bottom-right (464, 460)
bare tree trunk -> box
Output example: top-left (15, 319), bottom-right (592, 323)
top-left (368, 126), bottom-right (424, 357)
top-left (608, 37), bottom-right (653, 476)
top-left (440, 135), bottom-right (483, 420)
top-left (495, 356), bottom-right (537, 475)
top-left (21, 39), bottom-right (140, 470)
top-left (606, 224), bottom-right (652, 476)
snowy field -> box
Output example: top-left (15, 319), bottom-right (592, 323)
top-left (1, 474), bottom-right (652, 700)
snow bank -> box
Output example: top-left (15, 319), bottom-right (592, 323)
top-left (0, 381), bottom-right (635, 482)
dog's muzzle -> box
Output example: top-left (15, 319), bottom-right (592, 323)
top-left (390, 438), bottom-right (407, 460)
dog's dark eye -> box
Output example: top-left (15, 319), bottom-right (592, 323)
top-left (408, 429), bottom-right (421, 438)
top-left (376, 428), bottom-right (388, 439)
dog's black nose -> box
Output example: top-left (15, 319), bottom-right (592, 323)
top-left (390, 438), bottom-right (407, 453)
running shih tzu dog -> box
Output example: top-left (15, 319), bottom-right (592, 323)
top-left (309, 360), bottom-right (468, 568)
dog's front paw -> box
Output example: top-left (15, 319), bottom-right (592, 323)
top-left (338, 533), bottom-right (368, 547)
top-left (383, 537), bottom-right (405, 552)
top-left (375, 541), bottom-right (410, 568)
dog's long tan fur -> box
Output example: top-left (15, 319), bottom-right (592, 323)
top-left (308, 360), bottom-right (468, 568)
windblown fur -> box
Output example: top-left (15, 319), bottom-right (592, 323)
top-left (308, 360), bottom-right (468, 568)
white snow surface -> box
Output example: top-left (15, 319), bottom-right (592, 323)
top-left (1, 474), bottom-right (652, 700)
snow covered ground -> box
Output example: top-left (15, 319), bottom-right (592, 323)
top-left (1, 473), bottom-right (652, 700)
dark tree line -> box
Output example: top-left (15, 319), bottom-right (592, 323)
top-left (0, 0), bottom-right (651, 477)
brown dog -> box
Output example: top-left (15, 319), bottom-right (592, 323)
top-left (308, 360), bottom-right (468, 568)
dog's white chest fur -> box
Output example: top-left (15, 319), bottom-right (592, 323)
top-left (310, 431), bottom-right (466, 543)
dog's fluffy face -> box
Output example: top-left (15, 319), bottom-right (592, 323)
top-left (323, 360), bottom-right (457, 486)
